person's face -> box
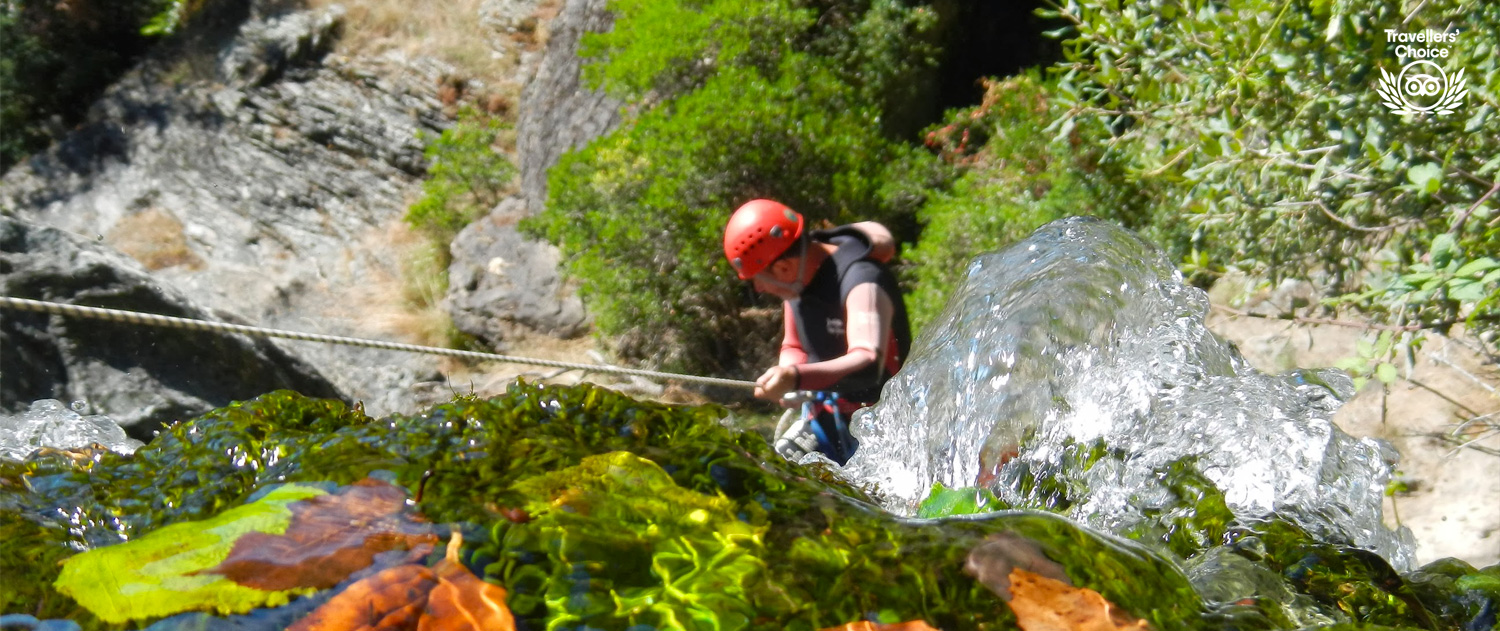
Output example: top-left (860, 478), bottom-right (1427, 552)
top-left (751, 257), bottom-right (802, 299)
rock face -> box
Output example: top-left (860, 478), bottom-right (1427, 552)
top-left (444, 0), bottom-right (618, 346)
top-left (0, 2), bottom-right (456, 417)
top-left (0, 217), bottom-right (342, 438)
top-left (516, 0), bottom-right (621, 212)
top-left (444, 199), bottom-right (587, 348)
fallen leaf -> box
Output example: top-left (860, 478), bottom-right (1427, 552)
top-left (819, 620), bottom-right (941, 631)
top-left (421, 538), bottom-right (514, 631)
top-left (1004, 568), bottom-right (1150, 631)
top-left (288, 562), bottom-right (437, 631)
top-left (203, 478), bottom-right (438, 591)
top-left (289, 528), bottom-right (515, 631)
top-left (54, 483), bottom-right (328, 624)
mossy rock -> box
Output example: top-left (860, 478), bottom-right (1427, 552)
top-left (0, 383), bottom-right (1494, 630)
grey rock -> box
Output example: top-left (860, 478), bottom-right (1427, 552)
top-left (443, 0), bottom-right (615, 346)
top-left (219, 5), bottom-right (345, 87)
top-left (445, 198), bottom-right (588, 347)
top-left (0, 5), bottom-right (454, 418)
top-left (0, 217), bottom-right (343, 438)
top-left (516, 0), bottom-right (620, 213)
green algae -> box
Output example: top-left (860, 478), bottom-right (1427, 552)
top-left (1, 382), bottom-right (1495, 631)
top-left (919, 456), bottom-right (1500, 631)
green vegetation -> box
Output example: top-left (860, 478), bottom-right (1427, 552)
top-left (525, 0), bottom-right (947, 375)
top-left (903, 73), bottom-right (1150, 326)
top-left (920, 454), bottom-right (1500, 631)
top-left (0, 0), bottom-right (195, 170)
top-left (1046, 0), bottom-right (1500, 352)
top-left (0, 385), bottom-right (1201, 630)
top-left (405, 107), bottom-right (516, 246)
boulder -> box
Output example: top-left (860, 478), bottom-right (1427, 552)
top-left (445, 0), bottom-right (617, 346)
top-left (0, 216), bottom-right (343, 439)
top-left (444, 198), bottom-right (588, 348)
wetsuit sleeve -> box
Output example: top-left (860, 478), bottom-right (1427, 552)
top-left (778, 301), bottom-right (809, 366)
top-left (793, 282), bottom-right (893, 391)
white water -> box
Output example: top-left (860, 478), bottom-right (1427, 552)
top-left (0, 399), bottom-right (143, 461)
top-left (841, 218), bottom-right (1416, 570)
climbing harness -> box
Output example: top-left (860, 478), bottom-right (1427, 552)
top-left (0, 296), bottom-right (757, 390)
top-left (772, 390), bottom-right (859, 464)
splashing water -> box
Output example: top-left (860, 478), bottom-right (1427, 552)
top-left (842, 217), bottom-right (1416, 570)
top-left (0, 400), bottom-right (144, 461)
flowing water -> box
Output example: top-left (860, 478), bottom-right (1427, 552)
top-left (841, 217), bottom-right (1417, 570)
top-left (0, 400), bottom-right (143, 461)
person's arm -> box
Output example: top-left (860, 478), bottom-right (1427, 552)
top-left (756, 302), bottom-right (808, 400)
top-left (790, 282), bottom-right (893, 391)
top-left (849, 221), bottom-right (896, 263)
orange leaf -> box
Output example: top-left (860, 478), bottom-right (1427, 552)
top-left (288, 529), bottom-right (515, 631)
top-left (418, 533), bottom-right (515, 631)
top-left (819, 621), bottom-right (941, 631)
top-left (203, 478), bottom-right (439, 591)
top-left (1004, 568), bottom-right (1150, 631)
top-left (288, 563), bottom-right (437, 631)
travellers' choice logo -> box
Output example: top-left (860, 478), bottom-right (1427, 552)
top-left (1376, 28), bottom-right (1468, 116)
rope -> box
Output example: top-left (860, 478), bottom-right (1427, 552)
top-left (0, 296), bottom-right (757, 390)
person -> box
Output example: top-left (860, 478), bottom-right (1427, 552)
top-left (722, 198), bottom-right (912, 464)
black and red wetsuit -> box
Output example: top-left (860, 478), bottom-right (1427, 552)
top-left (778, 226), bottom-right (912, 461)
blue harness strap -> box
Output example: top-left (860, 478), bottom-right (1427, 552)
top-left (802, 392), bottom-right (858, 465)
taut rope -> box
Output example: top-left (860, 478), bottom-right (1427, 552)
top-left (0, 296), bottom-right (756, 390)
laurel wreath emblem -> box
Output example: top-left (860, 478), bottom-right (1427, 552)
top-left (1377, 64), bottom-right (1468, 116)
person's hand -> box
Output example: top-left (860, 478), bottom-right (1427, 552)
top-left (754, 365), bottom-right (798, 401)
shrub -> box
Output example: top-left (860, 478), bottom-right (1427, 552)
top-left (405, 108), bottom-right (516, 245)
top-left (1045, 0), bottom-right (1500, 347)
top-left (903, 74), bottom-right (1149, 329)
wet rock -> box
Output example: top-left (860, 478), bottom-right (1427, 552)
top-left (0, 217), bottom-right (342, 438)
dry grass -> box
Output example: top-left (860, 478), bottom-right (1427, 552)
top-left (306, 0), bottom-right (536, 85)
top-left (106, 208), bottom-right (205, 271)
top-left (332, 219), bottom-right (458, 349)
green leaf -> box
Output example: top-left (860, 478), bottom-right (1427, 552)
top-left (53, 484), bottom-right (326, 623)
top-left (1375, 363), bottom-right (1399, 384)
top-left (1449, 280), bottom-right (1487, 302)
top-left (1431, 233), bottom-right (1457, 267)
top-left (1406, 163), bottom-right (1443, 194)
top-left (917, 482), bottom-right (999, 518)
top-left (1307, 156), bottom-right (1328, 192)
top-left (1454, 258), bottom-right (1498, 277)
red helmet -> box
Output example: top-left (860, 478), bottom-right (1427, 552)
top-left (724, 199), bottom-right (804, 280)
